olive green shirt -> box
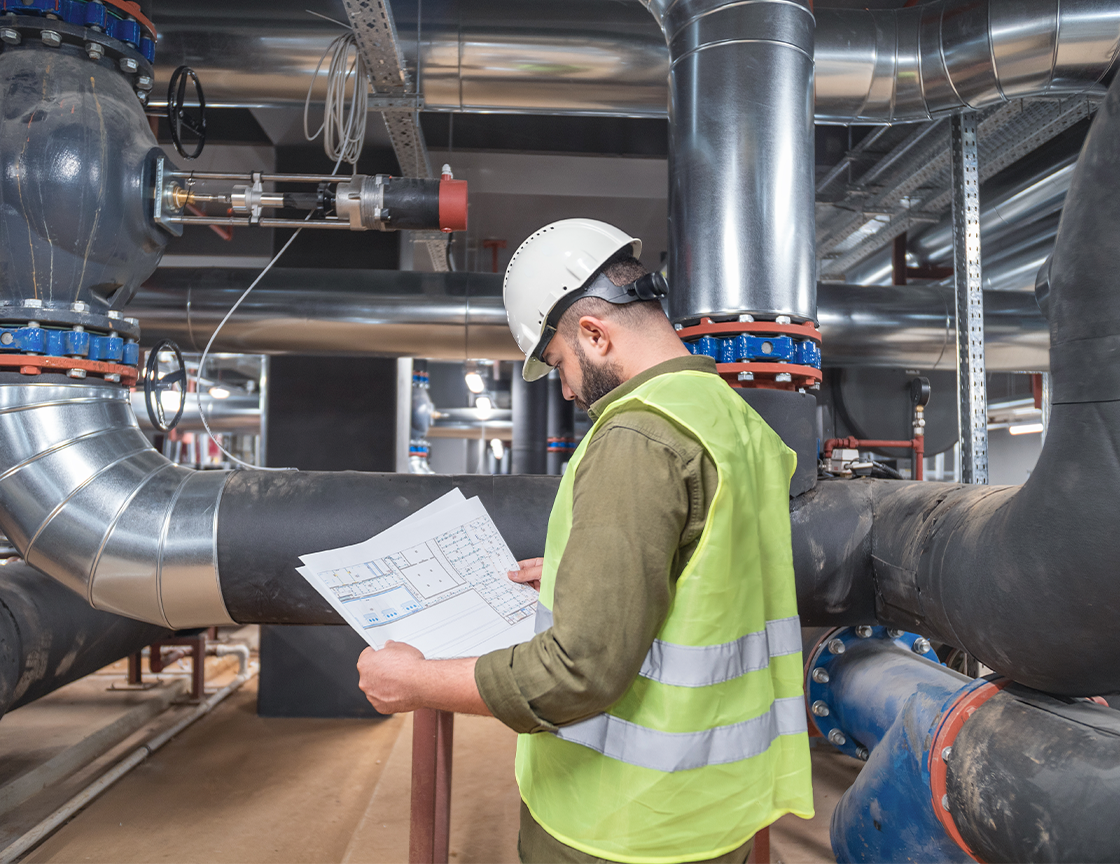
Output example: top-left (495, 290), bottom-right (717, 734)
top-left (474, 355), bottom-right (721, 733)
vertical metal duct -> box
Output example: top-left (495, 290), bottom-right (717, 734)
top-left (642, 0), bottom-right (815, 324)
top-left (511, 364), bottom-right (549, 474)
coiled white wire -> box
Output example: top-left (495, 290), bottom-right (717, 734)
top-left (304, 31), bottom-right (369, 166)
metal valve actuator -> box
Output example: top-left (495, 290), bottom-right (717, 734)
top-left (153, 158), bottom-right (468, 236)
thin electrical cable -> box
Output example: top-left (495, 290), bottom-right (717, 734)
top-left (194, 152), bottom-right (348, 470)
top-left (303, 31), bottom-right (369, 166)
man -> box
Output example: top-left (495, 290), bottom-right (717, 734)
top-left (358, 218), bottom-right (813, 863)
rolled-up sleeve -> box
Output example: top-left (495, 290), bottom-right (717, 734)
top-left (475, 412), bottom-right (702, 733)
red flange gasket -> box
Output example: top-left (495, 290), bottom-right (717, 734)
top-left (717, 362), bottom-right (822, 390)
top-left (928, 678), bottom-right (1010, 862)
top-left (677, 317), bottom-right (822, 344)
top-left (0, 354), bottom-right (138, 385)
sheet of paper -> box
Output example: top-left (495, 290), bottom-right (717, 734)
top-left (297, 492), bottom-right (537, 659)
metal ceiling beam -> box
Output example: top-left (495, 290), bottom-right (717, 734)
top-left (818, 98), bottom-right (1093, 280)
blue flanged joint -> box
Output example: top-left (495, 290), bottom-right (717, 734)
top-left (409, 439), bottom-right (431, 458)
top-left (806, 626), bottom-right (980, 863)
top-left (0, 325), bottom-right (139, 367)
top-left (2, 0), bottom-right (156, 63)
top-left (804, 625), bottom-right (942, 761)
top-left (412, 370), bottom-right (430, 388)
top-left (684, 331), bottom-right (822, 370)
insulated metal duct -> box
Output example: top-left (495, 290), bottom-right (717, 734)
top-left (152, 0), bottom-right (1120, 123)
top-left (0, 378), bottom-right (235, 630)
top-left (131, 271), bottom-right (1050, 372)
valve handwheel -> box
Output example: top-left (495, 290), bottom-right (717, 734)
top-left (143, 340), bottom-right (187, 433)
top-left (167, 66), bottom-right (206, 160)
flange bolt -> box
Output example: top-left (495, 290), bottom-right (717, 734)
top-left (855, 626), bottom-right (873, 638)
top-left (912, 637), bottom-right (932, 654)
top-left (827, 638), bottom-right (846, 655)
top-left (941, 746), bottom-right (952, 761)
top-left (811, 668), bottom-right (830, 684)
top-left (856, 746), bottom-right (869, 761)
top-left (41, 30), bottom-right (61, 48)
top-left (811, 701), bottom-right (830, 717)
top-left (942, 794), bottom-right (951, 812)
top-left (67, 368), bottom-right (87, 379)
top-left (1, 28), bottom-right (20, 45)
top-left (86, 41), bottom-right (104, 61)
top-left (828, 729), bottom-right (846, 746)
top-left (887, 629), bottom-right (904, 638)
top-left (119, 56), bottom-right (138, 74)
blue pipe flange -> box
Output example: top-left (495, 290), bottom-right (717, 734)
top-left (0, 1), bottom-right (155, 81)
top-left (0, 326), bottom-right (138, 366)
top-left (684, 332), bottom-right (822, 370)
top-left (805, 625), bottom-right (942, 760)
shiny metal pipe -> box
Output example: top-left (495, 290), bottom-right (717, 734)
top-left (135, 269), bottom-right (513, 360)
top-left (129, 270), bottom-right (1048, 371)
top-left (651, 0), bottom-right (817, 323)
top-left (816, 283), bottom-right (1049, 372)
top-left (131, 392), bottom-right (262, 434)
top-left (814, 0), bottom-right (1120, 122)
top-left (0, 381), bottom-right (234, 629)
top-left (914, 156), bottom-right (1076, 264)
top-left (153, 0), bottom-right (1120, 122)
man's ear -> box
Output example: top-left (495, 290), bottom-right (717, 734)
top-left (577, 315), bottom-right (612, 358)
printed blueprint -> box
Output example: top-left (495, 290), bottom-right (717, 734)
top-left (297, 490), bottom-right (538, 659)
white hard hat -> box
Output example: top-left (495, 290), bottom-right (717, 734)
top-left (503, 219), bottom-right (641, 381)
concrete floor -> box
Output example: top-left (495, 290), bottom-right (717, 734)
top-left (3, 649), bottom-right (858, 864)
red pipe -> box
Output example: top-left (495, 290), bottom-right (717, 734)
top-left (824, 437), bottom-right (925, 481)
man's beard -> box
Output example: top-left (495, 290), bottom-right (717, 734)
top-left (573, 343), bottom-right (625, 412)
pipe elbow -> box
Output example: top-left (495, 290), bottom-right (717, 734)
top-left (0, 382), bottom-right (234, 629)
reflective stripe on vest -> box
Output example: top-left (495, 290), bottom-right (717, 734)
top-left (554, 696), bottom-right (808, 773)
top-left (535, 604), bottom-right (802, 690)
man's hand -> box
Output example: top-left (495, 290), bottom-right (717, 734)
top-left (357, 641), bottom-right (427, 714)
top-left (509, 557), bottom-right (543, 592)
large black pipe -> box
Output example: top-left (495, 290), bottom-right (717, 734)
top-left (511, 365), bottom-right (549, 475)
top-left (0, 561), bottom-right (171, 716)
top-left (858, 73), bottom-right (1120, 696)
top-left (948, 685), bottom-right (1120, 863)
top-left (215, 470), bottom-right (881, 629)
top-left (216, 472), bottom-right (560, 624)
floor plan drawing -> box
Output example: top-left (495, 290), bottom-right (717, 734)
top-left (298, 490), bottom-right (538, 658)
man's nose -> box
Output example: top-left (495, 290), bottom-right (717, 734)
top-left (561, 380), bottom-right (575, 401)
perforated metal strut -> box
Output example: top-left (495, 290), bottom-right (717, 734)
top-left (950, 112), bottom-right (989, 485)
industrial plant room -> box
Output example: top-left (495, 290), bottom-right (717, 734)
top-left (1, 0), bottom-right (1118, 862)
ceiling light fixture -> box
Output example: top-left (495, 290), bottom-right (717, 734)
top-left (209, 386), bottom-right (231, 400)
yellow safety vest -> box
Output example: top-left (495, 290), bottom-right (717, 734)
top-left (515, 370), bottom-right (814, 863)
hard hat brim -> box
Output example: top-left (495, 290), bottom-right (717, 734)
top-left (522, 353), bottom-right (552, 382)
